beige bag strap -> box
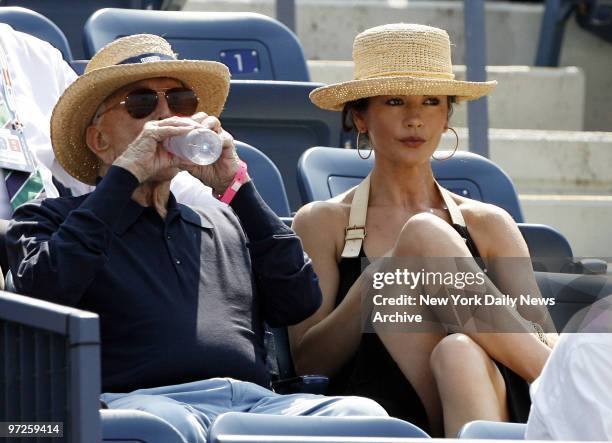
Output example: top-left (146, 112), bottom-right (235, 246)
top-left (340, 177), bottom-right (465, 258)
top-left (341, 174), bottom-right (370, 258)
top-left (436, 182), bottom-right (466, 227)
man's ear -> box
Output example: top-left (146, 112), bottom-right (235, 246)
top-left (85, 124), bottom-right (107, 154)
top-left (85, 123), bottom-right (116, 167)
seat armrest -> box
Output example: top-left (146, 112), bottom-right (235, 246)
top-left (101, 409), bottom-right (187, 443)
top-left (280, 216), bottom-right (294, 227)
top-left (563, 258), bottom-right (608, 275)
top-left (272, 375), bottom-right (329, 395)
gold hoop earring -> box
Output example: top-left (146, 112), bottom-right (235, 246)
top-left (432, 127), bottom-right (459, 161)
top-left (357, 132), bottom-right (373, 160)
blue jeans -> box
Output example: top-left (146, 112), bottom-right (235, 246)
top-left (101, 377), bottom-right (388, 443)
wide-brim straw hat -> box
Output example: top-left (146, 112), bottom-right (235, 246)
top-left (51, 34), bottom-right (231, 185)
top-left (310, 23), bottom-right (497, 111)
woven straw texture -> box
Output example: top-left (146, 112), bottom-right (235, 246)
top-left (310, 23), bottom-right (496, 111)
top-left (51, 34), bottom-right (230, 185)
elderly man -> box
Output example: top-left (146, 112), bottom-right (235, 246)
top-left (6, 34), bottom-right (387, 442)
top-left (0, 24), bottom-right (223, 277)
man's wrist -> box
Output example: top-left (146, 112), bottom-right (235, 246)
top-left (216, 160), bottom-right (250, 204)
top-left (113, 156), bottom-right (146, 183)
top-left (213, 174), bottom-right (251, 197)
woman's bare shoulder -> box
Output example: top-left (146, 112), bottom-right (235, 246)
top-left (292, 189), bottom-right (355, 247)
top-left (452, 193), bottom-right (525, 257)
top-left (294, 189), bottom-right (355, 226)
top-left (452, 194), bottom-right (515, 228)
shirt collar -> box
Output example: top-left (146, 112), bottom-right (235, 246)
top-left (113, 192), bottom-right (214, 235)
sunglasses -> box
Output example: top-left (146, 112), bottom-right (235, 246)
top-left (96, 87), bottom-right (199, 120)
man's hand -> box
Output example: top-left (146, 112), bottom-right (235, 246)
top-left (113, 117), bottom-right (195, 183)
top-left (182, 112), bottom-right (251, 195)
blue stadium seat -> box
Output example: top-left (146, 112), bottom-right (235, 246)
top-left (296, 147), bottom-right (589, 272)
top-left (536, 0), bottom-right (612, 66)
top-left (2, 1), bottom-right (162, 59)
top-left (223, 82), bottom-right (344, 211)
top-left (298, 146), bottom-right (525, 222)
top-left (208, 412), bottom-right (430, 443)
top-left (458, 420), bottom-right (526, 439)
top-left (236, 141), bottom-right (291, 217)
top-left (0, 6), bottom-right (73, 60)
top-left (537, 270), bottom-right (612, 331)
top-left (83, 8), bottom-right (310, 81)
top-left (69, 59), bottom-right (88, 75)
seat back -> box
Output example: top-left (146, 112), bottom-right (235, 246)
top-left (458, 420), bottom-right (525, 439)
top-left (0, 291), bottom-right (101, 442)
top-left (223, 83), bottom-right (344, 211)
top-left (83, 9), bottom-right (309, 81)
top-left (575, 0), bottom-right (612, 44)
top-left (296, 147), bottom-right (581, 262)
top-left (536, 271), bottom-right (612, 331)
top-left (235, 141), bottom-right (291, 217)
top-left (69, 59), bottom-right (88, 75)
top-left (0, 6), bottom-right (72, 60)
top-left (2, 1), bottom-right (162, 59)
top-left (298, 147), bottom-right (524, 222)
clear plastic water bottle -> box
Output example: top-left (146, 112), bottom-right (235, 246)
top-left (164, 128), bottom-right (223, 165)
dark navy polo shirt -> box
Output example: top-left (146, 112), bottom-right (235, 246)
top-left (7, 166), bottom-right (322, 393)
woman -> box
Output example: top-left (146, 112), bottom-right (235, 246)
top-left (289, 23), bottom-right (556, 437)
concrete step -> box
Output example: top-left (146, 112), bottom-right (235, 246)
top-left (185, 0), bottom-right (612, 131)
top-left (448, 128), bottom-right (612, 196)
top-left (520, 195), bottom-right (612, 258)
top-left (308, 61), bottom-right (585, 131)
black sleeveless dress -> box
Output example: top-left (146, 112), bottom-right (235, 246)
top-left (327, 223), bottom-right (531, 433)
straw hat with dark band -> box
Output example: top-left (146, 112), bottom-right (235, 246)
top-left (51, 34), bottom-right (231, 185)
top-left (309, 23), bottom-right (497, 111)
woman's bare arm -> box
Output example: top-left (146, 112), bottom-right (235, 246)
top-left (288, 201), bottom-right (369, 376)
top-left (470, 204), bottom-right (556, 334)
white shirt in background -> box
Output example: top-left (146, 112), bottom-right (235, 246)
top-left (526, 332), bottom-right (612, 440)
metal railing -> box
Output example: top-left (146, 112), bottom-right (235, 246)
top-left (0, 291), bottom-right (101, 443)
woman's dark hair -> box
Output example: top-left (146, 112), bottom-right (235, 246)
top-left (341, 98), bottom-right (370, 132)
top-left (447, 95), bottom-right (457, 120)
top-left (341, 96), bottom-right (457, 133)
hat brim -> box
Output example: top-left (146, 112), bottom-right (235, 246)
top-left (51, 60), bottom-right (230, 185)
top-left (309, 76), bottom-right (497, 111)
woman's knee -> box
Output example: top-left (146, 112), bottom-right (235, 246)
top-left (394, 213), bottom-right (465, 256)
top-left (430, 333), bottom-right (489, 381)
